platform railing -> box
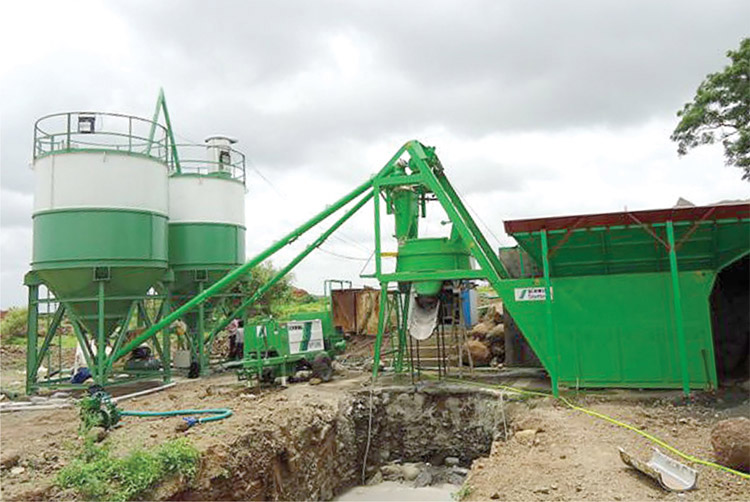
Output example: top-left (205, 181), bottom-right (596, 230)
top-left (173, 143), bottom-right (246, 184)
top-left (33, 112), bottom-right (171, 164)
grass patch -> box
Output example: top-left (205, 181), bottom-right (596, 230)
top-left (56, 439), bottom-right (200, 501)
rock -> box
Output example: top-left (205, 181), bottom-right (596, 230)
top-left (491, 492), bottom-right (501, 500)
top-left (10, 466), bottom-right (25, 475)
top-left (470, 321), bottom-right (494, 338)
top-left (464, 339), bottom-right (492, 366)
top-left (447, 472), bottom-right (466, 485)
top-left (513, 415), bottom-right (546, 433)
top-left (444, 456), bottom-right (460, 467)
top-left (332, 361), bottom-right (346, 374)
top-left (1, 453), bottom-right (20, 470)
top-left (309, 377), bottom-right (322, 386)
top-left (242, 393), bottom-right (258, 400)
top-left (711, 417), bottom-right (750, 472)
top-left (514, 429), bottom-right (537, 445)
top-left (380, 464), bottom-right (403, 481)
top-left (366, 471), bottom-right (383, 486)
top-left (414, 469), bottom-right (433, 488)
top-left (402, 463), bottom-right (420, 481)
top-left (50, 392), bottom-right (70, 399)
top-left (87, 427), bottom-right (108, 443)
top-left (533, 486), bottom-right (550, 494)
top-left (294, 370), bottom-right (313, 381)
top-left (451, 466), bottom-right (469, 475)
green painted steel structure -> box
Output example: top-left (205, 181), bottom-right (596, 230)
top-left (28, 119), bottom-right (748, 399)
top-left (26, 108), bottom-right (173, 393)
top-left (500, 206), bottom-right (750, 393)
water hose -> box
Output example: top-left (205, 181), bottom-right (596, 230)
top-left (424, 374), bottom-right (750, 481)
top-left (121, 408), bottom-right (233, 429)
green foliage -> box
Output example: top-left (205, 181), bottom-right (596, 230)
top-left (452, 483), bottom-right (473, 501)
top-left (245, 261), bottom-right (295, 317)
top-left (672, 38), bottom-right (750, 179)
top-left (56, 438), bottom-right (199, 501)
top-left (0, 307), bottom-right (27, 340)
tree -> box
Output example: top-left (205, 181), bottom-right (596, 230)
top-left (671, 38), bottom-right (750, 180)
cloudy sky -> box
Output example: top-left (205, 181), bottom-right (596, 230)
top-left (1, 0), bottom-right (748, 309)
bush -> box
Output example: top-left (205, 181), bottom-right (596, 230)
top-left (56, 438), bottom-right (200, 501)
top-left (0, 307), bottom-right (27, 340)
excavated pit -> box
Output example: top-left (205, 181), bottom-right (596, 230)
top-left (171, 385), bottom-right (508, 501)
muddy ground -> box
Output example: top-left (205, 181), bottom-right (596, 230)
top-left (1, 348), bottom-right (749, 501)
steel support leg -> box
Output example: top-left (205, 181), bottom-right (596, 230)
top-left (666, 221), bottom-right (691, 397)
top-left (25, 285), bottom-right (39, 395)
top-left (197, 282), bottom-right (207, 375)
top-left (162, 294), bottom-right (172, 383)
top-left (97, 280), bottom-right (106, 385)
top-left (371, 282), bottom-right (389, 380)
top-left (540, 230), bottom-right (559, 397)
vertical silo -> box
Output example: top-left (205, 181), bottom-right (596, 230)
top-left (27, 111), bottom-right (170, 389)
top-left (168, 136), bottom-right (246, 370)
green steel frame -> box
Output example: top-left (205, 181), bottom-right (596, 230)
top-left (27, 130), bottom-right (747, 397)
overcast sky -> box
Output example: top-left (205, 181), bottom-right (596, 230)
top-left (1, 0), bottom-right (749, 309)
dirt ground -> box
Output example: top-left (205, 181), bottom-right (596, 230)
top-left (1, 341), bottom-right (749, 501)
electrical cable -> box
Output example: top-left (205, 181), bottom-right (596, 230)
top-left (316, 246), bottom-right (370, 261)
top-left (425, 374), bottom-right (750, 481)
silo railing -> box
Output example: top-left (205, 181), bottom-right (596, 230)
top-left (172, 143), bottom-right (246, 185)
top-left (33, 112), bottom-right (171, 164)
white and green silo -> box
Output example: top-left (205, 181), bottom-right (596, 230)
top-left (26, 111), bottom-right (171, 391)
top-left (168, 136), bottom-right (246, 369)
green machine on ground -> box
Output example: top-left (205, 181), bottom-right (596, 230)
top-left (78, 139), bottom-right (748, 399)
top-left (238, 310), bottom-right (346, 383)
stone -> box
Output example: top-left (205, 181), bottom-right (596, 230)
top-left (309, 378), bottom-right (322, 386)
top-left (366, 471), bottom-right (383, 486)
top-left (1, 453), bottom-right (20, 470)
top-left (711, 417), bottom-right (750, 472)
top-left (464, 339), bottom-right (492, 366)
top-left (402, 463), bottom-right (420, 481)
top-left (414, 469), bottom-right (433, 488)
top-left (294, 370), bottom-right (312, 381)
top-left (451, 466), bottom-right (469, 475)
top-left (491, 492), bottom-right (501, 499)
top-left (514, 429), bottom-right (537, 445)
top-left (10, 466), bottom-right (25, 476)
top-left (447, 472), bottom-right (466, 485)
top-left (444, 456), bottom-right (460, 467)
top-left (533, 486), bottom-right (550, 494)
top-left (332, 361), bottom-right (347, 374)
top-left (380, 464), bottom-right (403, 481)
top-left (50, 392), bottom-right (70, 399)
top-left (87, 427), bottom-right (108, 443)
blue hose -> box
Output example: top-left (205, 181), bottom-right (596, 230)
top-left (121, 408), bottom-right (233, 428)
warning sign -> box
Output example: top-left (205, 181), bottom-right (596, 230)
top-left (514, 287), bottom-right (553, 302)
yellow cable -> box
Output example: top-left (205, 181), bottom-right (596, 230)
top-left (429, 374), bottom-right (750, 480)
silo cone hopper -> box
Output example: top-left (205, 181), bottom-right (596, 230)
top-left (34, 267), bottom-right (166, 338)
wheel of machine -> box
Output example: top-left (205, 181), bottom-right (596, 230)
top-left (311, 353), bottom-right (333, 382)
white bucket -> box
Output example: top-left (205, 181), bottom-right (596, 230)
top-left (174, 350), bottom-right (191, 369)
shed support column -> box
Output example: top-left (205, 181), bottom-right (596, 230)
top-left (540, 230), bottom-right (559, 397)
top-left (666, 220), bottom-right (691, 396)
top-left (26, 284), bottom-right (40, 395)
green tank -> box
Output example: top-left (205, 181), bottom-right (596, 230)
top-left (31, 112), bottom-right (170, 336)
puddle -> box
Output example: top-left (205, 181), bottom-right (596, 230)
top-left (336, 481), bottom-right (459, 501)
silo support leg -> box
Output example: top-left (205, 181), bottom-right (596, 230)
top-left (25, 285), bottom-right (39, 395)
top-left (161, 296), bottom-right (172, 383)
top-left (197, 282), bottom-right (207, 375)
top-left (96, 281), bottom-right (106, 385)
